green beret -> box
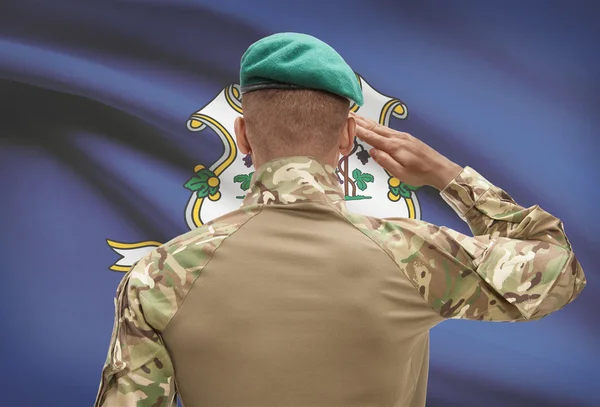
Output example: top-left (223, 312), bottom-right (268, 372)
top-left (240, 32), bottom-right (364, 106)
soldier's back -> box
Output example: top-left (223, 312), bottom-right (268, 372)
top-left (160, 199), bottom-right (437, 407)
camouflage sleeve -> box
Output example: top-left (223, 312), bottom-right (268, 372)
top-left (369, 166), bottom-right (586, 322)
top-left (427, 166), bottom-right (586, 321)
top-left (441, 166), bottom-right (575, 248)
top-left (94, 263), bottom-right (177, 407)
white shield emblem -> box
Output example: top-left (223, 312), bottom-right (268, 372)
top-left (107, 74), bottom-right (420, 271)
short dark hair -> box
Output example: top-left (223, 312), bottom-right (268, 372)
top-left (242, 89), bottom-right (350, 159)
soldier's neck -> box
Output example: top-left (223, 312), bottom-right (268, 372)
top-left (252, 151), bottom-right (339, 170)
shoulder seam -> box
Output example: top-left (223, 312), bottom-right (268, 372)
top-left (142, 205), bottom-right (265, 332)
top-left (328, 203), bottom-right (444, 320)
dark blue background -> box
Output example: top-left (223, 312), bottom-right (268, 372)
top-left (1, 1), bottom-right (598, 406)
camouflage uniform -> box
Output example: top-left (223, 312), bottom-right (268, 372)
top-left (95, 156), bottom-right (586, 407)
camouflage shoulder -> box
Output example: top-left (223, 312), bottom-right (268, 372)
top-left (342, 211), bottom-right (492, 317)
top-left (128, 205), bottom-right (262, 330)
top-left (342, 211), bottom-right (439, 262)
top-left (346, 209), bottom-right (488, 262)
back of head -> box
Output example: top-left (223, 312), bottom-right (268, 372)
top-left (238, 32), bottom-right (363, 164)
top-left (242, 88), bottom-right (350, 160)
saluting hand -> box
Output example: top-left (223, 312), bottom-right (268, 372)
top-left (350, 113), bottom-right (463, 191)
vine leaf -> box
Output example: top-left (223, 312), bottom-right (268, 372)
top-left (184, 168), bottom-right (219, 198)
top-left (184, 177), bottom-right (205, 191)
top-left (233, 172), bottom-right (255, 191)
top-left (396, 182), bottom-right (420, 198)
top-left (352, 168), bottom-right (375, 191)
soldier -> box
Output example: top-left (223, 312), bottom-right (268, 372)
top-left (94, 33), bottom-right (586, 407)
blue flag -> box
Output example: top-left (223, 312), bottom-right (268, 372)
top-left (0, 1), bottom-right (597, 406)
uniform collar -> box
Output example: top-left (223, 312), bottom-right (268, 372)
top-left (241, 156), bottom-right (347, 212)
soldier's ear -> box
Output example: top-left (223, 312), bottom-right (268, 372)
top-left (234, 116), bottom-right (251, 155)
top-left (339, 115), bottom-right (356, 155)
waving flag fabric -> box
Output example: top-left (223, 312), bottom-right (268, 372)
top-left (1, 1), bottom-right (598, 406)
